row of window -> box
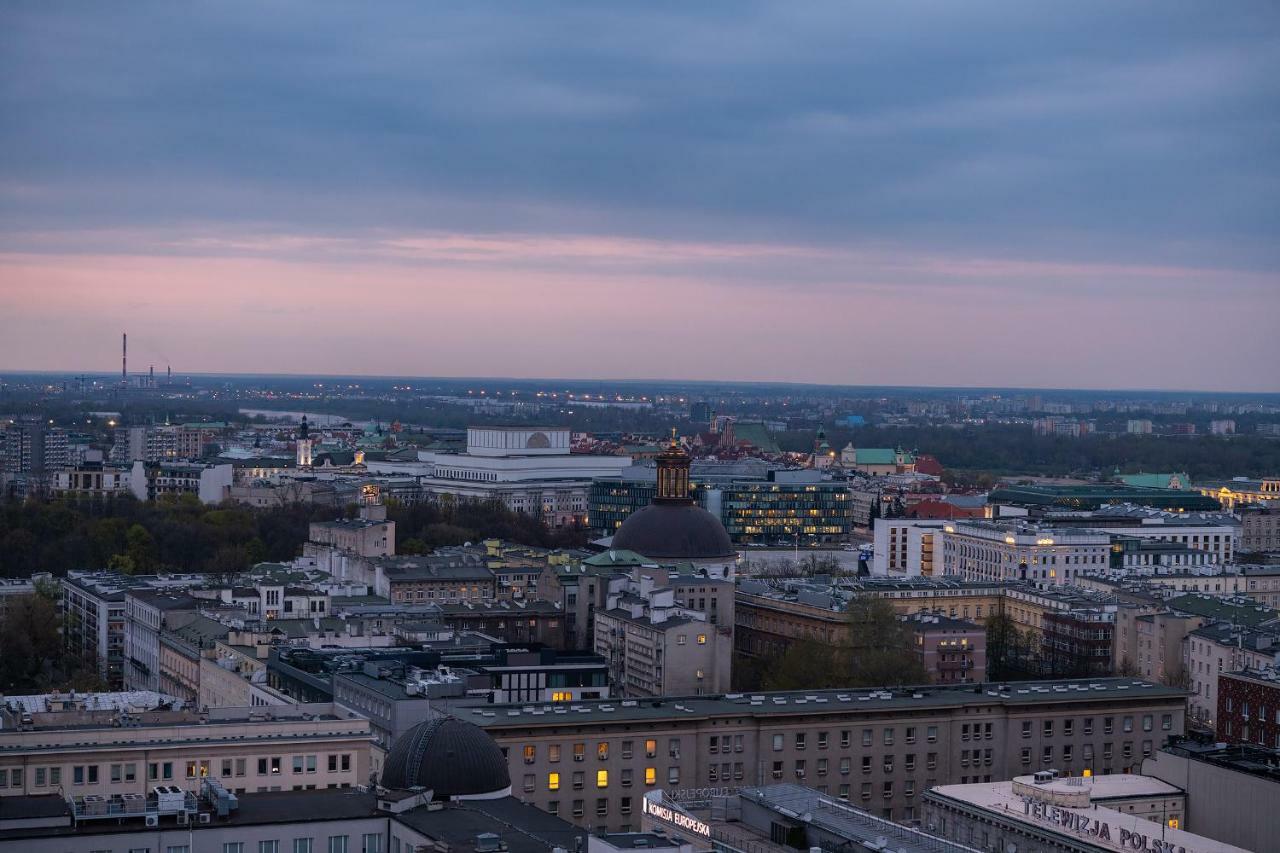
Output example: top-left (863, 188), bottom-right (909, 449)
top-left (1, 755), bottom-right (355, 790)
top-left (1019, 714), bottom-right (1171, 738)
top-left (105, 836), bottom-right (380, 853)
top-left (543, 766), bottom-right (675, 790)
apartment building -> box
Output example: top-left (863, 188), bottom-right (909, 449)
top-left (594, 570), bottom-right (731, 697)
top-left (901, 612), bottom-right (986, 684)
top-left (453, 678), bottom-right (1185, 831)
top-left (1217, 667), bottom-right (1280, 748)
top-left (123, 589), bottom-right (201, 692)
top-left (1184, 622), bottom-right (1280, 728)
top-left (1239, 505), bottom-right (1280, 553)
top-left (0, 703), bottom-right (371, 799)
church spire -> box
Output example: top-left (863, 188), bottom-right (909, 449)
top-left (654, 430), bottom-right (692, 504)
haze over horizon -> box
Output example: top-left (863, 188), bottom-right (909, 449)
top-left (2, 2), bottom-right (1278, 392)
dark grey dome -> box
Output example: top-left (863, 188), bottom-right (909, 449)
top-left (381, 716), bottom-right (510, 797)
top-left (611, 502), bottom-right (735, 561)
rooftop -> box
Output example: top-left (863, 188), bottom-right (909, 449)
top-left (455, 678), bottom-right (1185, 729)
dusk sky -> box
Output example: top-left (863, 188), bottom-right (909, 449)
top-left (1, 2), bottom-right (1277, 391)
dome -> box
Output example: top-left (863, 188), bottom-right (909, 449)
top-left (380, 716), bottom-right (510, 798)
top-left (610, 502), bottom-right (735, 561)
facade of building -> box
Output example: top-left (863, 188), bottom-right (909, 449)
top-left (1216, 667), bottom-right (1280, 748)
top-left (0, 703), bottom-right (371, 800)
top-left (923, 773), bottom-right (1239, 853)
top-left (1239, 505), bottom-right (1280, 553)
top-left (123, 590), bottom-right (200, 692)
top-left (129, 460), bottom-right (233, 504)
top-left (1142, 742), bottom-right (1280, 853)
top-left (941, 521), bottom-right (1112, 586)
top-left (872, 518), bottom-right (949, 577)
top-left (901, 612), bottom-right (986, 684)
top-left (461, 678), bottom-right (1186, 831)
top-left (594, 569), bottom-right (732, 697)
top-left (1195, 477), bottom-right (1280, 510)
top-left (1184, 622), bottom-right (1280, 729)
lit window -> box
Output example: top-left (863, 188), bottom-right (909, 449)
top-left (645, 768), bottom-right (656, 785)
top-left (548, 773), bottom-right (560, 791)
top-left (597, 770), bottom-right (608, 788)
top-left (697, 634), bottom-right (707, 645)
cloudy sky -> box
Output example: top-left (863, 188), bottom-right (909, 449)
top-left (1, 1), bottom-right (1277, 390)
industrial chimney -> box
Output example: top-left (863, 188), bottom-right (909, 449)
top-left (122, 333), bottom-right (127, 383)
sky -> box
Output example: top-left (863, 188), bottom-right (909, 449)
top-left (1, 1), bottom-right (1277, 391)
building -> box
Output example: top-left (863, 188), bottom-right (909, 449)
top-left (608, 440), bottom-right (737, 576)
top-left (872, 518), bottom-right (950, 576)
top-left (129, 460), bottom-right (233, 504)
top-left (1039, 505), bottom-right (1240, 565)
top-left (1209, 419), bottom-right (1236, 435)
top-left (1125, 420), bottom-right (1153, 435)
top-left (940, 520), bottom-right (1113, 586)
top-left (0, 701), bottom-right (371, 800)
top-left (369, 426), bottom-right (632, 528)
top-left (643, 784), bottom-right (982, 853)
top-left (63, 571), bottom-right (154, 687)
top-left (922, 771), bottom-right (1243, 853)
top-left (307, 502), bottom-right (396, 559)
top-left (901, 612), bottom-right (986, 684)
top-left (1184, 622), bottom-right (1280, 729)
top-left (1239, 504), bottom-right (1280, 553)
top-left (989, 484), bottom-right (1220, 513)
top-left (48, 460), bottom-right (132, 500)
top-left (123, 589), bottom-right (201, 692)
top-left (839, 445), bottom-right (916, 476)
top-left (460, 677), bottom-right (1186, 831)
top-left (1194, 476), bottom-right (1280, 510)
top-left (1217, 667), bottom-right (1280, 747)
top-left (1, 422), bottom-right (70, 474)
top-left (594, 569), bottom-right (732, 697)
top-left (0, 715), bottom-right (589, 853)
top-left (1142, 741), bottom-right (1280, 853)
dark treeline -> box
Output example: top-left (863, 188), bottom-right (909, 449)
top-left (0, 495), bottom-right (338, 577)
top-left (387, 498), bottom-right (590, 553)
top-left (780, 425), bottom-right (1280, 480)
top-left (0, 494), bottom-right (587, 578)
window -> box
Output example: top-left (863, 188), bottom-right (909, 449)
top-left (524, 745), bottom-right (536, 764)
top-left (596, 797), bottom-right (608, 817)
top-left (260, 842), bottom-right (280, 853)
top-left (840, 730), bottom-right (851, 748)
top-left (549, 745), bottom-right (561, 763)
top-left (621, 796), bottom-right (632, 815)
top-left (294, 756), bottom-right (305, 773)
top-left (1142, 715), bottom-right (1153, 732)
top-left (861, 756), bottom-right (872, 774)
top-left (795, 733), bottom-right (806, 750)
top-left (795, 760), bottom-right (806, 777)
top-left (621, 769), bottom-right (633, 787)
top-left (669, 739), bottom-right (681, 758)
top-left (645, 767), bottom-right (656, 785)
top-left (1021, 721), bottom-right (1032, 738)
top-left (905, 727), bottom-right (916, 744)
top-left (645, 739), bottom-right (657, 758)
top-left (840, 758), bottom-right (851, 775)
top-left (862, 729), bottom-right (873, 747)
top-left (1084, 718), bottom-right (1094, 735)
top-left (1044, 720), bottom-right (1054, 737)
top-left (328, 837), bottom-right (349, 853)
top-left (1123, 716), bottom-right (1134, 733)
top-left (1064, 720), bottom-right (1074, 737)
top-left (817, 758), bottom-right (828, 776)
top-left (697, 634), bottom-right (707, 644)
top-left (362, 834), bottom-right (382, 853)
top-left (572, 772), bottom-right (584, 790)
top-left (905, 754), bottom-right (915, 771)
top-left (597, 742), bottom-right (609, 761)
top-left (1161, 714), bottom-right (1173, 731)
top-left (772, 761), bottom-right (783, 780)
top-left (926, 726), bottom-right (937, 743)
top-left (523, 774), bottom-right (535, 793)
top-left (167, 847), bottom-right (190, 853)
top-left (883, 729), bottom-right (894, 746)
top-left (224, 844), bottom-right (245, 853)
top-left (668, 767), bottom-right (680, 785)
top-left (548, 801), bottom-right (559, 816)
top-left (294, 841), bottom-right (314, 853)
top-left (621, 740), bottom-right (632, 759)
top-left (548, 772), bottom-right (560, 791)
top-left (773, 734), bottom-right (784, 751)
top-left (597, 770), bottom-right (608, 789)
top-left (1104, 717), bottom-right (1114, 735)
top-left (1042, 746), bottom-right (1053, 764)
top-left (818, 731), bottom-right (828, 749)
top-left (573, 743), bottom-right (585, 762)
top-left (89, 765), bottom-right (99, 783)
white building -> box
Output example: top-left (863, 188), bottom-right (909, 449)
top-left (130, 460), bottom-right (233, 504)
top-left (871, 518), bottom-right (950, 577)
top-left (368, 426), bottom-right (631, 527)
top-left (1184, 622), bottom-right (1280, 729)
top-left (940, 520), bottom-right (1112, 586)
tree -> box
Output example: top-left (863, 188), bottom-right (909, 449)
top-left (761, 639), bottom-right (846, 690)
top-left (844, 597), bottom-right (929, 687)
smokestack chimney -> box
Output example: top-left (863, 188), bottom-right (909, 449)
top-left (167, 365), bottom-right (171, 382)
top-left (149, 364), bottom-right (154, 386)
top-left (122, 333), bottom-right (127, 383)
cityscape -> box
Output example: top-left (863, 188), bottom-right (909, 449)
top-left (2, 4), bottom-right (1279, 853)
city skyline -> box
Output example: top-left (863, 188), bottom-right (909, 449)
top-left (2, 2), bottom-right (1278, 391)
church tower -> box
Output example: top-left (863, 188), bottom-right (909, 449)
top-left (297, 415), bottom-right (313, 468)
top-left (654, 432), bottom-right (692, 503)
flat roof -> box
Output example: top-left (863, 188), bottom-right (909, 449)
top-left (457, 678), bottom-right (1185, 729)
top-left (927, 779), bottom-right (1249, 853)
